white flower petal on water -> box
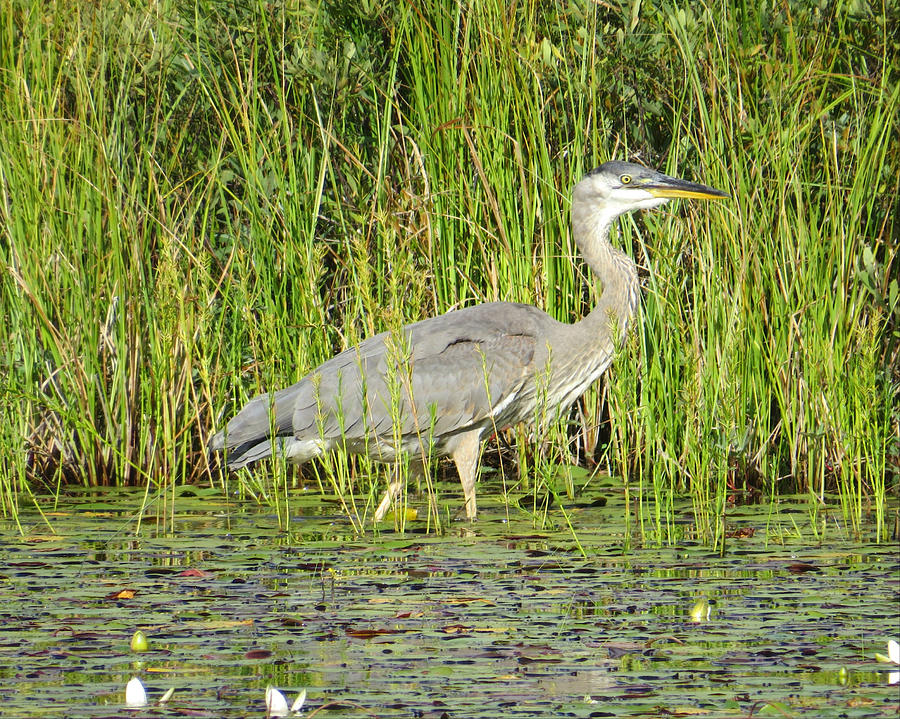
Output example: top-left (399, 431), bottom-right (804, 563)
top-left (265, 685), bottom-right (290, 717)
top-left (125, 677), bottom-right (147, 708)
top-left (290, 689), bottom-right (307, 713)
top-left (888, 639), bottom-right (900, 664)
top-left (889, 671), bottom-right (899, 685)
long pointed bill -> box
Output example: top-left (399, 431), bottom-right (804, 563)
top-left (646, 175), bottom-right (729, 200)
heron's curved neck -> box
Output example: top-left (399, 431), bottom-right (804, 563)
top-left (571, 201), bottom-right (640, 339)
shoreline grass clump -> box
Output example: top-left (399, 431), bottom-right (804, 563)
top-left (0, 0), bottom-right (896, 543)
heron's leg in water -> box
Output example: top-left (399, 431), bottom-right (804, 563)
top-left (450, 429), bottom-right (482, 520)
top-left (372, 458), bottom-right (427, 522)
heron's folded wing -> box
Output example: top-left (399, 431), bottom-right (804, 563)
top-left (291, 325), bottom-right (537, 443)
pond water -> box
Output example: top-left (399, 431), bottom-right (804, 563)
top-left (0, 484), bottom-right (897, 718)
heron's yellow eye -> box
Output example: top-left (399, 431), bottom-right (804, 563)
top-left (620, 174), bottom-right (632, 184)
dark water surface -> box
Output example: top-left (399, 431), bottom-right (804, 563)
top-left (0, 487), bottom-right (897, 717)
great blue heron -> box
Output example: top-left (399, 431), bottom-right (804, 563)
top-left (210, 161), bottom-right (727, 520)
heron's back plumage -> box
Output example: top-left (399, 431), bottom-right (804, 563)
top-left (211, 302), bottom-right (559, 467)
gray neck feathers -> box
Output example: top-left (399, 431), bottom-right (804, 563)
top-left (570, 197), bottom-right (640, 341)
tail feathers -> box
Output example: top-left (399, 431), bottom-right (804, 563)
top-left (209, 384), bottom-right (304, 462)
top-left (213, 435), bottom-right (326, 470)
top-left (220, 436), bottom-right (285, 469)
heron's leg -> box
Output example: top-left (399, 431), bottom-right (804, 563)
top-left (450, 429), bottom-right (482, 520)
top-left (373, 481), bottom-right (400, 522)
top-left (373, 459), bottom-right (426, 522)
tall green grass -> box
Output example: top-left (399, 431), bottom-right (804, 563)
top-left (0, 0), bottom-right (896, 542)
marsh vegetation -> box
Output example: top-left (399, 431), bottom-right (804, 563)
top-left (0, 0), bottom-right (897, 542)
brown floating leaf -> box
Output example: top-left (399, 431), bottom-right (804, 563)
top-left (345, 628), bottom-right (404, 639)
top-left (441, 624), bottom-right (471, 634)
top-left (725, 527), bottom-right (756, 538)
top-left (245, 649), bottom-right (273, 659)
top-left (178, 568), bottom-right (212, 578)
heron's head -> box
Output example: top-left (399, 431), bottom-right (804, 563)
top-left (573, 161), bottom-right (728, 221)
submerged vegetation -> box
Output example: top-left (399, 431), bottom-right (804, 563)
top-left (0, 0), bottom-right (897, 542)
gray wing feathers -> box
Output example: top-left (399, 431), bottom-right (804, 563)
top-left (292, 325), bottom-right (537, 443)
top-left (213, 303), bottom-right (549, 465)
